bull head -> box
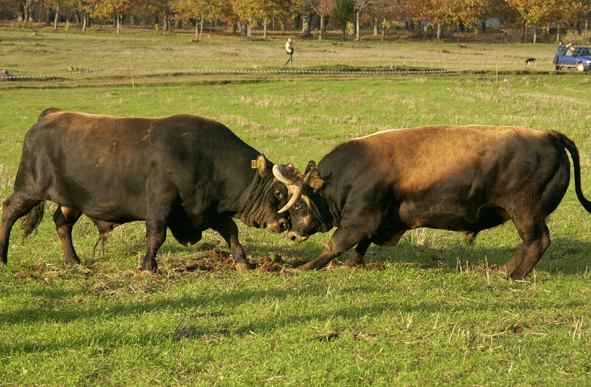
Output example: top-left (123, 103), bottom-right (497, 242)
top-left (272, 163), bottom-right (304, 213)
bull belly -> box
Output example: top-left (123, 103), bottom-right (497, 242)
top-left (398, 203), bottom-right (511, 233)
top-left (49, 191), bottom-right (147, 224)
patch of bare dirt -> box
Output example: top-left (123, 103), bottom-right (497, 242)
top-left (308, 331), bottom-right (340, 342)
top-left (173, 247), bottom-right (236, 274)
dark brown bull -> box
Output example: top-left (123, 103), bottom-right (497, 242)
top-left (280, 125), bottom-right (591, 280)
top-left (1, 108), bottom-right (300, 272)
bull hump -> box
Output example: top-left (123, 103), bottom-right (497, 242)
top-left (38, 107), bottom-right (62, 121)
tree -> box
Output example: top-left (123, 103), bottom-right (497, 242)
top-left (353, 0), bottom-right (372, 40)
top-left (307, 0), bottom-right (336, 39)
top-left (333, 0), bottom-right (356, 40)
top-left (369, 0), bottom-right (403, 41)
top-left (506, 0), bottom-right (559, 43)
top-left (171, 0), bottom-right (218, 40)
top-left (88, 0), bottom-right (133, 34)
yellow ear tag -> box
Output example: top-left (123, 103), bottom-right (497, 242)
top-left (251, 160), bottom-right (258, 169)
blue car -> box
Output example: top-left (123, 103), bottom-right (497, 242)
top-left (554, 46), bottom-right (591, 71)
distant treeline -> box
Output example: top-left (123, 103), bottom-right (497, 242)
top-left (2, 0), bottom-right (591, 42)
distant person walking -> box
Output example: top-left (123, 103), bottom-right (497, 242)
top-left (284, 38), bottom-right (294, 66)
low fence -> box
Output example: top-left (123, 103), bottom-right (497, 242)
top-left (0, 67), bottom-right (475, 80)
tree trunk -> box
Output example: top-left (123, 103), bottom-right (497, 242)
top-left (533, 25), bottom-right (537, 43)
top-left (29, 1), bottom-right (36, 24)
top-left (247, 20), bottom-right (252, 38)
top-left (301, 12), bottom-right (311, 36)
top-left (381, 25), bottom-right (385, 41)
top-left (355, 11), bottom-right (360, 40)
top-left (481, 21), bottom-right (486, 34)
top-left (373, 18), bottom-right (378, 35)
top-left (199, 15), bottom-right (204, 39)
top-left (53, 1), bottom-right (59, 30)
top-left (319, 14), bottom-right (324, 40)
top-left (116, 13), bottom-right (121, 35)
top-left (264, 19), bottom-right (267, 40)
top-left (24, 0), bottom-right (31, 23)
top-left (162, 4), bottom-right (167, 36)
top-left (82, 10), bottom-right (87, 31)
top-left (437, 22), bottom-right (442, 42)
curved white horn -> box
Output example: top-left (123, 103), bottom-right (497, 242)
top-left (273, 164), bottom-right (293, 185)
top-left (278, 180), bottom-right (304, 213)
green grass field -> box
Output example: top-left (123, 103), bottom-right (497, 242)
top-left (1, 31), bottom-right (591, 386)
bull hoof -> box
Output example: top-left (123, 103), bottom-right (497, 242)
top-left (295, 263), bottom-right (314, 271)
top-left (140, 257), bottom-right (158, 272)
top-left (235, 262), bottom-right (253, 272)
top-left (344, 258), bottom-right (363, 268)
top-left (65, 256), bottom-right (81, 265)
top-left (509, 271), bottom-right (526, 281)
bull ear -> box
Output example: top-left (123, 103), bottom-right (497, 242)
top-left (256, 154), bottom-right (271, 177)
top-left (304, 168), bottom-right (325, 192)
top-left (304, 160), bottom-right (317, 175)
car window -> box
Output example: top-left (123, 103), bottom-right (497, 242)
top-left (579, 48), bottom-right (589, 56)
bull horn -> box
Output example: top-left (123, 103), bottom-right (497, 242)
top-left (272, 164), bottom-right (292, 185)
top-left (279, 180), bottom-right (303, 213)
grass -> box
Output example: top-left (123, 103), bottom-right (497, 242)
top-left (1, 32), bottom-right (591, 386)
top-left (0, 28), bottom-right (578, 87)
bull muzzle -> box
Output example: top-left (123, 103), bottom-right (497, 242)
top-left (288, 230), bottom-right (308, 243)
top-left (273, 164), bottom-right (304, 213)
top-left (268, 218), bottom-right (289, 233)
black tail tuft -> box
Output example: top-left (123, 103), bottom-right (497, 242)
top-left (21, 202), bottom-right (45, 240)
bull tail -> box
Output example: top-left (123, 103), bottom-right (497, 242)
top-left (555, 132), bottom-right (591, 213)
top-left (21, 202), bottom-right (45, 240)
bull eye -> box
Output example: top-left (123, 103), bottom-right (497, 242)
top-left (294, 203), bottom-right (302, 210)
top-left (274, 190), bottom-right (282, 199)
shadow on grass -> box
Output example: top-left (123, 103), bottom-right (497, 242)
top-left (0, 271), bottom-right (587, 357)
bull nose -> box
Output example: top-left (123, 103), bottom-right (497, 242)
top-left (278, 219), bottom-right (288, 232)
top-left (288, 231), bottom-right (308, 243)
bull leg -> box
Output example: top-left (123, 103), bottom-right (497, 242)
top-left (298, 226), bottom-right (364, 271)
top-left (142, 222), bottom-right (167, 272)
top-left (1, 196), bottom-right (43, 264)
top-left (344, 238), bottom-right (372, 267)
top-left (502, 217), bottom-right (550, 281)
top-left (211, 216), bottom-right (253, 272)
top-left (53, 206), bottom-right (82, 265)
top-left (142, 202), bottom-right (175, 272)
